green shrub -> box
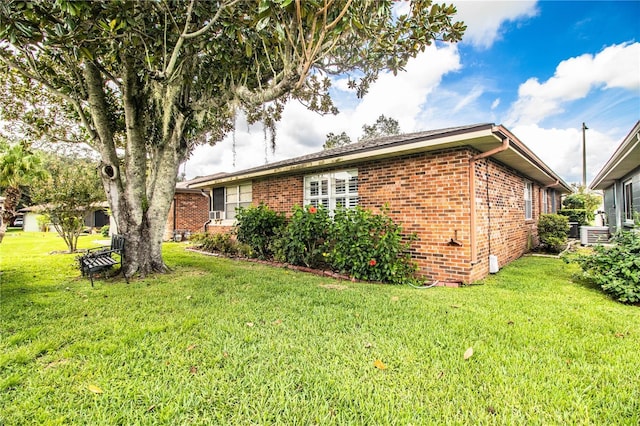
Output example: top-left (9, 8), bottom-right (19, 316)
top-left (274, 205), bottom-right (331, 268)
top-left (36, 214), bottom-right (50, 232)
top-left (537, 214), bottom-right (569, 253)
top-left (558, 209), bottom-right (588, 226)
top-left (327, 206), bottom-right (417, 284)
top-left (100, 225), bottom-right (110, 237)
top-left (568, 231), bottom-right (640, 304)
top-left (235, 204), bottom-right (285, 259)
top-left (190, 232), bottom-right (238, 256)
top-left (562, 191), bottom-right (600, 223)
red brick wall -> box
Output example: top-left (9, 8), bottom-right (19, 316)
top-left (164, 191), bottom-right (210, 240)
top-left (252, 175), bottom-right (304, 216)
top-left (469, 158), bottom-right (541, 282)
top-left (356, 149), bottom-right (473, 282)
top-left (207, 148), bottom-right (548, 283)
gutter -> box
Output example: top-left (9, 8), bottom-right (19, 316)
top-left (469, 131), bottom-right (510, 265)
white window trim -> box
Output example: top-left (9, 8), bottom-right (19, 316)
top-left (211, 183), bottom-right (252, 226)
top-left (623, 179), bottom-right (633, 224)
top-left (304, 169), bottom-right (358, 213)
top-left (524, 181), bottom-right (533, 220)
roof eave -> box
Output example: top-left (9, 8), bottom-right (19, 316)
top-left (590, 120), bottom-right (640, 190)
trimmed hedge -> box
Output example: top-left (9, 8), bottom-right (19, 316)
top-left (558, 209), bottom-right (588, 226)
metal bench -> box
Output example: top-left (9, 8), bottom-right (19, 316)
top-left (78, 234), bottom-right (127, 286)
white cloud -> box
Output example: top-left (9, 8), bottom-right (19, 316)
top-left (511, 124), bottom-right (621, 185)
top-left (491, 98), bottom-right (500, 110)
top-left (185, 44), bottom-right (462, 178)
top-left (453, 0), bottom-right (538, 49)
top-left (453, 86), bottom-right (484, 113)
top-left (507, 42), bottom-right (640, 127)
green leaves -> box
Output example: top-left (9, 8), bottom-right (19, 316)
top-left (569, 231), bottom-right (640, 303)
top-left (235, 204), bottom-right (286, 259)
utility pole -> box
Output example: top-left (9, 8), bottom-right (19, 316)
top-left (582, 122), bottom-right (588, 188)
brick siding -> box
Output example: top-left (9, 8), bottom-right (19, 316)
top-left (206, 147), bottom-right (550, 283)
top-left (164, 191), bottom-right (210, 240)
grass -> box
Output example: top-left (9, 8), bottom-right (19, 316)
top-left (1, 231), bottom-right (639, 424)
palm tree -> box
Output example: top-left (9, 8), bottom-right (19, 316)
top-left (0, 142), bottom-right (48, 242)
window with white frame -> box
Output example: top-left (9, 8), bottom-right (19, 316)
top-left (542, 189), bottom-right (548, 214)
top-left (623, 179), bottom-right (633, 223)
top-left (304, 169), bottom-right (358, 212)
top-left (524, 181), bottom-right (533, 220)
top-left (224, 183), bottom-right (252, 220)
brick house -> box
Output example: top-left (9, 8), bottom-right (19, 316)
top-left (188, 123), bottom-right (571, 284)
top-left (590, 120), bottom-right (639, 233)
top-left (164, 183), bottom-right (211, 240)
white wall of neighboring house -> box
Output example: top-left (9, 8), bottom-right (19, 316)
top-left (23, 212), bottom-right (40, 232)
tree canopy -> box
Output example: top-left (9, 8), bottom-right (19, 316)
top-left (323, 131), bottom-right (352, 150)
top-left (322, 114), bottom-right (402, 149)
top-left (360, 114), bottom-right (401, 141)
top-left (32, 155), bottom-right (105, 252)
top-left (0, 140), bottom-right (48, 242)
top-left (0, 0), bottom-right (465, 277)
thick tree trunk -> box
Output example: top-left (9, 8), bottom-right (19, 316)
top-left (84, 59), bottom-right (184, 279)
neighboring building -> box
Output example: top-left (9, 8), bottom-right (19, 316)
top-left (163, 182), bottom-right (211, 241)
top-left (590, 120), bottom-right (640, 233)
top-left (19, 202), bottom-right (111, 232)
top-left (189, 123), bottom-right (571, 284)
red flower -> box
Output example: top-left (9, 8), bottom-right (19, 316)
top-left (369, 259), bottom-right (377, 266)
top-left (309, 206), bottom-right (317, 214)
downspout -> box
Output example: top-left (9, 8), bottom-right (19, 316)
top-left (172, 196), bottom-right (177, 236)
top-left (469, 135), bottom-right (510, 265)
top-left (202, 189), bottom-right (212, 233)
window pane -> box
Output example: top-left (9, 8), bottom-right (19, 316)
top-left (335, 179), bottom-right (345, 194)
top-left (225, 205), bottom-right (236, 220)
top-left (310, 181), bottom-right (319, 196)
top-left (226, 186), bottom-right (238, 203)
top-left (239, 189), bottom-right (252, 203)
top-left (336, 197), bottom-right (345, 208)
top-left (624, 182), bottom-right (633, 221)
top-left (321, 198), bottom-right (329, 209)
top-left (212, 187), bottom-right (225, 211)
top-left (321, 179), bottom-right (328, 196)
top-left (524, 182), bottom-right (533, 219)
top-left (348, 176), bottom-right (358, 193)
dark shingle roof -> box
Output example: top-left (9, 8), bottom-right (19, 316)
top-left (189, 123), bottom-right (493, 185)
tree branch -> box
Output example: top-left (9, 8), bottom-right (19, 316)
top-left (163, 0), bottom-right (238, 78)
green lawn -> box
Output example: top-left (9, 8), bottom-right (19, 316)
top-left (1, 231), bottom-right (639, 424)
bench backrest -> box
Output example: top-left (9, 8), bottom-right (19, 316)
top-left (111, 234), bottom-right (125, 253)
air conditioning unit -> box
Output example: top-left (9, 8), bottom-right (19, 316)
top-left (580, 226), bottom-right (609, 245)
top-left (209, 211), bottom-right (225, 220)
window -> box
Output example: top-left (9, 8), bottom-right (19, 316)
top-left (212, 183), bottom-right (252, 220)
top-left (623, 179), bottom-right (633, 223)
top-left (550, 189), bottom-right (557, 213)
top-left (304, 169), bottom-right (358, 212)
top-left (524, 181), bottom-right (533, 220)
top-left (542, 189), bottom-right (548, 214)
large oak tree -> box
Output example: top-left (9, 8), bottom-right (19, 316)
top-left (0, 0), bottom-right (464, 277)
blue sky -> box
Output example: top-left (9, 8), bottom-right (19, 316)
top-left (186, 1), bottom-right (640, 186)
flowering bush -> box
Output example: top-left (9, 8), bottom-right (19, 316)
top-left (327, 206), bottom-right (416, 284)
top-left (274, 205), bottom-right (331, 268)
